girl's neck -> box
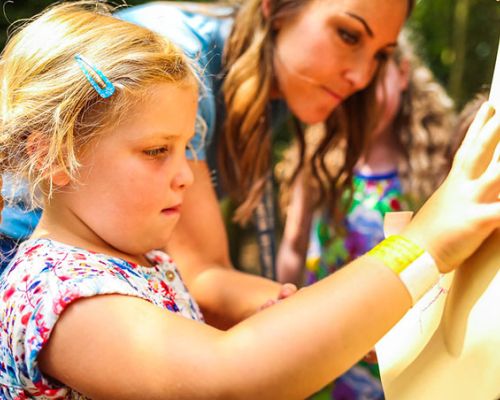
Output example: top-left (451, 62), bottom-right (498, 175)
top-left (31, 202), bottom-right (151, 267)
top-left (356, 127), bottom-right (401, 176)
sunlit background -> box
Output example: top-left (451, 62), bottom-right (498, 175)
top-left (1, 0), bottom-right (499, 107)
top-left (1, 0), bottom-right (499, 274)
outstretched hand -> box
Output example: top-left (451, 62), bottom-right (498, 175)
top-left (403, 102), bottom-right (500, 273)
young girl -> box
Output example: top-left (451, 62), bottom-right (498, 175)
top-left (276, 35), bottom-right (456, 398)
top-left (0, 3), bottom-right (499, 398)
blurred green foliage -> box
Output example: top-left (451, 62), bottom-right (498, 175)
top-left (408, 0), bottom-right (500, 107)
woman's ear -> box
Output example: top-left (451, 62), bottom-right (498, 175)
top-left (398, 58), bottom-right (411, 91)
top-left (26, 131), bottom-right (70, 187)
top-left (262, 0), bottom-right (271, 19)
top-left (262, 0), bottom-right (284, 30)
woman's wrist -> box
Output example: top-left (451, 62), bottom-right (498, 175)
top-left (367, 235), bottom-right (440, 305)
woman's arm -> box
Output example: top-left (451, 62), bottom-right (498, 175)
top-left (166, 160), bottom-right (293, 329)
top-left (277, 173), bottom-right (314, 285)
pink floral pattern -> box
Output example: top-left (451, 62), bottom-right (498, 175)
top-left (0, 238), bottom-right (203, 399)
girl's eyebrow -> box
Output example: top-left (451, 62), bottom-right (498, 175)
top-left (344, 12), bottom-right (374, 37)
top-left (159, 132), bottom-right (197, 142)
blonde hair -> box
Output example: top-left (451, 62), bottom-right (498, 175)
top-left (219, 0), bottom-right (415, 225)
top-left (0, 1), bottom-right (196, 214)
top-left (278, 29), bottom-right (456, 219)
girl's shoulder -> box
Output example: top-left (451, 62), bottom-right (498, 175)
top-left (0, 239), bottom-right (147, 332)
top-left (0, 238), bottom-right (184, 300)
top-left (1, 237), bottom-right (203, 323)
top-left (0, 239), bottom-right (202, 398)
top-left (2, 238), bottom-right (133, 284)
top-left (0, 239), bottom-right (118, 398)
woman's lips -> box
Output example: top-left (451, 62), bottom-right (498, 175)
top-left (161, 204), bottom-right (181, 216)
top-left (322, 86), bottom-right (344, 102)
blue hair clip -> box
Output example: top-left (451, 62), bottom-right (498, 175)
top-left (74, 54), bottom-right (115, 99)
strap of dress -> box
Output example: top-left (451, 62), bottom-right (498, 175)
top-left (254, 173), bottom-right (276, 280)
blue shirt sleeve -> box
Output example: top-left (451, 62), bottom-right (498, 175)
top-left (0, 175), bottom-right (41, 241)
top-left (116, 3), bottom-right (232, 161)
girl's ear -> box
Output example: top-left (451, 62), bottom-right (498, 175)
top-left (51, 168), bottom-right (71, 187)
top-left (26, 131), bottom-right (71, 187)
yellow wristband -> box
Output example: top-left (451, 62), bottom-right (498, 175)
top-left (368, 235), bottom-right (440, 305)
top-left (368, 235), bottom-right (424, 274)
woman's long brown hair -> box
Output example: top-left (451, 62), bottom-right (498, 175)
top-left (220, 0), bottom-right (415, 225)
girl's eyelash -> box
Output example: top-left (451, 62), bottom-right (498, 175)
top-left (338, 28), bottom-right (359, 45)
top-left (144, 147), bottom-right (169, 157)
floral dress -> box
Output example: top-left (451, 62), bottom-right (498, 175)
top-left (0, 238), bottom-right (203, 399)
top-left (306, 171), bottom-right (411, 400)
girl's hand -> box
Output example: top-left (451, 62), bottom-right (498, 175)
top-left (403, 102), bottom-right (500, 273)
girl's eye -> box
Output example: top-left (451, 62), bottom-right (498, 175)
top-left (338, 28), bottom-right (359, 45)
top-left (144, 147), bottom-right (169, 157)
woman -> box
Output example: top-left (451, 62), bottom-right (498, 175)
top-left (3, 0), bottom-right (418, 327)
top-left (114, 0), bottom-right (414, 329)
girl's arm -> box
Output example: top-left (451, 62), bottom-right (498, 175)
top-left (39, 103), bottom-right (500, 399)
top-left (39, 257), bottom-right (409, 400)
top-left (165, 161), bottom-right (293, 329)
top-left (277, 173), bottom-right (315, 285)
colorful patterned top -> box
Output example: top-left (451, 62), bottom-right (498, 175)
top-left (0, 238), bottom-right (203, 399)
top-left (306, 171), bottom-right (411, 400)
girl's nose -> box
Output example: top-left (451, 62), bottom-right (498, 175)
top-left (173, 157), bottom-right (194, 190)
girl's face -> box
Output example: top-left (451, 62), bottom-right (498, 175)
top-left (372, 57), bottom-right (409, 137)
top-left (57, 82), bottom-right (197, 258)
top-left (273, 0), bottom-right (408, 124)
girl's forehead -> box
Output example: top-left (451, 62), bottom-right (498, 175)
top-left (103, 82), bottom-right (198, 136)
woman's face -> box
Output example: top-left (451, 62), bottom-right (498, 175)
top-left (273, 0), bottom-right (408, 124)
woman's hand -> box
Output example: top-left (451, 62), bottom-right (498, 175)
top-left (258, 283), bottom-right (298, 310)
top-left (403, 102), bottom-right (500, 272)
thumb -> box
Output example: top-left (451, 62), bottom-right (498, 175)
top-left (277, 283), bottom-right (298, 300)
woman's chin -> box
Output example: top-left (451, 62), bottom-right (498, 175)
top-left (295, 104), bottom-right (338, 125)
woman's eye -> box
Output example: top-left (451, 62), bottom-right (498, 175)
top-left (338, 28), bottom-right (359, 45)
top-left (376, 51), bottom-right (391, 62)
top-left (144, 147), bottom-right (169, 157)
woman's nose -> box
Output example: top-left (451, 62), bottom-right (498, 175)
top-left (343, 58), bottom-right (377, 92)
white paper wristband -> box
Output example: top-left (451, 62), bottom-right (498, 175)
top-left (399, 252), bottom-right (440, 305)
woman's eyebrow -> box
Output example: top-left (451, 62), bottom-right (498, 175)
top-left (344, 12), bottom-right (373, 37)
